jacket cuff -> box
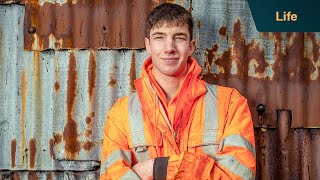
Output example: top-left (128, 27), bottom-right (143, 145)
top-left (153, 157), bottom-right (169, 180)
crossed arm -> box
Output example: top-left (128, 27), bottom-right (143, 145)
top-left (100, 94), bottom-right (256, 180)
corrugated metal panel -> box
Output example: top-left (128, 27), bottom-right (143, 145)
top-left (1, 1), bottom-right (320, 179)
top-left (255, 110), bottom-right (320, 180)
top-left (0, 0), bottom-right (24, 4)
top-left (192, 0), bottom-right (320, 128)
top-left (23, 0), bottom-right (191, 51)
top-left (0, 170), bottom-right (99, 179)
top-left (0, 4), bottom-right (149, 170)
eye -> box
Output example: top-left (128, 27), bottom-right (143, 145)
top-left (175, 36), bottom-right (186, 40)
top-left (154, 36), bottom-right (164, 40)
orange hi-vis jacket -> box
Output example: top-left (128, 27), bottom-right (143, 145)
top-left (100, 57), bottom-right (256, 180)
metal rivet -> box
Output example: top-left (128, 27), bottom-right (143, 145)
top-left (28, 26), bottom-right (36, 34)
top-left (256, 104), bottom-right (266, 115)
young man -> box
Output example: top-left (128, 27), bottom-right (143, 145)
top-left (100, 3), bottom-right (255, 180)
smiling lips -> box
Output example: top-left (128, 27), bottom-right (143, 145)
top-left (162, 57), bottom-right (179, 63)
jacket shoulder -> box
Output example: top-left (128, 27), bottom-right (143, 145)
top-left (109, 96), bottom-right (129, 112)
top-left (216, 85), bottom-right (247, 106)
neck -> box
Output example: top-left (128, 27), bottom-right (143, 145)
top-left (153, 67), bottom-right (188, 103)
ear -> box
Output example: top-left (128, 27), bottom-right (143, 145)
top-left (188, 39), bottom-right (196, 56)
top-left (144, 38), bottom-right (151, 55)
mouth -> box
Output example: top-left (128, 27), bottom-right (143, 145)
top-left (161, 57), bottom-right (179, 63)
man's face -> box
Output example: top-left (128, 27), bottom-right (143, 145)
top-left (144, 23), bottom-right (195, 78)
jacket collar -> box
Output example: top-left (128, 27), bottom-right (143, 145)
top-left (134, 56), bottom-right (207, 136)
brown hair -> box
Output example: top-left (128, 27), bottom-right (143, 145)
top-left (145, 3), bottom-right (193, 40)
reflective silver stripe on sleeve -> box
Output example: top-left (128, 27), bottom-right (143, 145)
top-left (128, 93), bottom-right (150, 162)
top-left (216, 155), bottom-right (255, 180)
top-left (203, 83), bottom-right (219, 157)
top-left (220, 134), bottom-right (256, 158)
top-left (100, 150), bottom-right (132, 176)
top-left (120, 170), bottom-right (141, 180)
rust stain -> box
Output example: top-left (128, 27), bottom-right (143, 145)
top-left (47, 172), bottom-right (53, 180)
top-left (28, 171), bottom-right (37, 180)
top-left (24, 0), bottom-right (38, 50)
top-left (34, 51), bottom-right (43, 166)
top-left (29, 138), bottom-right (36, 168)
top-left (11, 139), bottom-right (17, 168)
top-left (54, 81), bottom-right (60, 92)
top-left (130, 51), bottom-right (136, 92)
top-left (24, 1), bottom-right (161, 50)
top-left (12, 172), bottom-right (21, 180)
top-left (21, 71), bottom-right (26, 165)
top-left (272, 32), bottom-right (285, 81)
top-left (49, 138), bottom-right (54, 159)
top-left (219, 26), bottom-right (227, 36)
top-left (83, 141), bottom-right (93, 151)
top-left (308, 33), bottom-right (320, 64)
top-left (88, 51), bottom-right (96, 102)
top-left (202, 20), bottom-right (320, 127)
top-left (86, 116), bottom-right (92, 124)
top-left (231, 19), bottom-right (249, 79)
top-left (53, 133), bottom-right (62, 144)
top-left (202, 19), bottom-right (268, 127)
top-left (205, 44), bottom-right (219, 72)
top-left (63, 52), bottom-right (80, 159)
top-left (63, 116), bottom-right (80, 159)
top-left (85, 116), bottom-right (92, 138)
top-left (197, 20), bottom-right (200, 29)
top-left (0, 28), bottom-right (2, 51)
top-left (108, 76), bottom-right (117, 87)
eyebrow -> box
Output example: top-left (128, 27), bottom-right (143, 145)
top-left (151, 32), bottom-right (165, 37)
top-left (174, 33), bottom-right (188, 37)
top-left (151, 32), bottom-right (188, 37)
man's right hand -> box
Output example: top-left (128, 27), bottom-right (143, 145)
top-left (132, 159), bottom-right (154, 180)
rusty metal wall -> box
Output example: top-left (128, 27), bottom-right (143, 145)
top-left (0, 3), bottom-right (149, 176)
top-left (1, 0), bottom-right (320, 179)
top-left (191, 1), bottom-right (320, 128)
top-left (23, 0), bottom-right (191, 50)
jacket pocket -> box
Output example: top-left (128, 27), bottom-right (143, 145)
top-left (187, 129), bottom-right (220, 158)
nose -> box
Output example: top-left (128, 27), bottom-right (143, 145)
top-left (164, 39), bottom-right (176, 53)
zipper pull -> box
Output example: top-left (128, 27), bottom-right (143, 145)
top-left (174, 131), bottom-right (177, 140)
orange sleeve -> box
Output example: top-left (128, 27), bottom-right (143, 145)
top-left (166, 89), bottom-right (256, 180)
top-left (100, 97), bottom-right (141, 180)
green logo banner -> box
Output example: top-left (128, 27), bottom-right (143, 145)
top-left (248, 0), bottom-right (319, 32)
